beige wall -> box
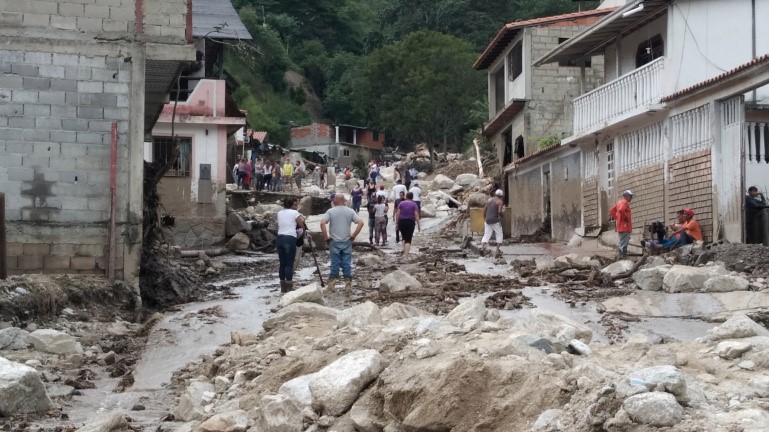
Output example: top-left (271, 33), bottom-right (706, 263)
top-left (667, 149), bottom-right (713, 241)
top-left (507, 168), bottom-right (544, 238)
top-left (549, 152), bottom-right (582, 241)
top-left (616, 164), bottom-right (665, 235)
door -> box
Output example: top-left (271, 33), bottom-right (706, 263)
top-left (718, 96), bottom-right (745, 242)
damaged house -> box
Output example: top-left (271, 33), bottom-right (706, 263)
top-left (0, 1), bottom-right (196, 280)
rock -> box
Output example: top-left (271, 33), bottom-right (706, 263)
top-left (534, 258), bottom-right (556, 271)
top-left (278, 283), bottom-right (325, 308)
top-left (230, 332), bottom-right (259, 346)
top-left (467, 192), bottom-right (488, 208)
top-left (715, 341), bottom-right (752, 359)
top-left (707, 313), bottom-right (767, 341)
top-left (263, 303), bottom-right (339, 331)
top-left (601, 260), bottom-right (635, 277)
top-left (626, 365), bottom-right (689, 404)
top-left (0, 357), bottom-right (52, 414)
top-left (225, 212), bottom-right (250, 237)
top-left (454, 173), bottom-right (478, 187)
top-left (338, 302), bottom-right (382, 328)
top-left (26, 329), bottom-right (83, 355)
top-left (529, 309), bottom-right (593, 344)
top-left (531, 409), bottom-right (565, 431)
top-left (76, 413), bottom-right (131, 432)
top-left (749, 376), bottom-right (769, 397)
top-left (309, 349), bottom-right (384, 416)
top-left (622, 392), bottom-right (683, 427)
top-left (174, 381), bottom-right (216, 421)
top-left (413, 338), bottom-right (440, 359)
top-left (380, 303), bottom-right (430, 322)
top-left (254, 203), bottom-right (283, 214)
top-left (298, 195), bottom-right (314, 216)
top-left (131, 404), bottom-right (145, 411)
top-left (357, 254), bottom-right (380, 267)
top-left (0, 327), bottom-right (29, 350)
top-left (214, 376), bottom-right (231, 393)
top-left (568, 339), bottom-right (592, 356)
top-left (703, 275), bottom-right (750, 292)
top-left (196, 410), bottom-right (248, 432)
top-left (379, 270), bottom-right (422, 293)
top-left (632, 266), bottom-right (671, 291)
top-left (46, 383), bottom-right (75, 397)
top-left (432, 174), bottom-right (455, 189)
top-left (420, 204), bottom-right (437, 218)
top-left (444, 296), bottom-right (486, 327)
top-left (350, 397), bottom-right (382, 432)
top-left (662, 265), bottom-right (714, 293)
top-left (259, 394), bottom-right (304, 432)
top-left (279, 373), bottom-right (317, 408)
top-left (567, 234), bottom-right (582, 248)
top-left (225, 232), bottom-right (251, 251)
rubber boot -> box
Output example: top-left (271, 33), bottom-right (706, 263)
top-left (344, 278), bottom-right (353, 293)
top-left (285, 280), bottom-right (294, 292)
top-left (326, 278), bottom-right (338, 293)
top-left (279, 280), bottom-right (288, 293)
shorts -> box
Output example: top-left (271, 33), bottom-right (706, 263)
top-left (400, 219), bottom-right (416, 244)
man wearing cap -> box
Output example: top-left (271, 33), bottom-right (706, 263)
top-left (481, 189), bottom-right (506, 255)
top-left (653, 208), bottom-right (701, 251)
top-left (609, 190), bottom-right (634, 258)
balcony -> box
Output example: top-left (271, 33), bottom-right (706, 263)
top-left (572, 57), bottom-right (665, 138)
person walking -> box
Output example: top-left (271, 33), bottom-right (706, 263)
top-left (282, 158), bottom-right (294, 191)
top-left (366, 194), bottom-right (376, 244)
top-left (373, 195), bottom-right (388, 246)
top-left (409, 181), bottom-right (422, 211)
top-left (276, 197), bottom-right (306, 293)
top-left (395, 192), bottom-right (420, 256)
top-left (609, 190), bottom-right (634, 258)
top-left (263, 161), bottom-right (273, 191)
top-left (351, 182), bottom-right (363, 213)
top-left (376, 184), bottom-right (388, 203)
top-left (254, 158), bottom-right (264, 192)
top-left (481, 190), bottom-right (506, 255)
top-left (294, 161), bottom-right (303, 192)
top-left (404, 167), bottom-right (412, 190)
top-left (274, 159), bottom-right (283, 192)
top-left (365, 179), bottom-right (377, 203)
top-left (393, 190), bottom-right (405, 244)
top-left (243, 159), bottom-right (252, 190)
top-left (320, 194), bottom-right (364, 293)
top-left (391, 179), bottom-right (407, 203)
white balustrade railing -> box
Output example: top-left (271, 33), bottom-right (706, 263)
top-left (746, 122), bottom-right (769, 163)
top-left (573, 57), bottom-right (665, 136)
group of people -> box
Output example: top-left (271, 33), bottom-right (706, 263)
top-left (233, 156), bottom-right (305, 192)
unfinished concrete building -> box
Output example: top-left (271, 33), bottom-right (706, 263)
top-left (0, 1), bottom-right (196, 279)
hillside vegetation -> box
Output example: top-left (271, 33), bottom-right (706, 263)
top-left (227, 0), bottom-right (600, 150)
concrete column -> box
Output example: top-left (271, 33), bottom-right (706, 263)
top-left (353, 129), bottom-right (357, 145)
top-left (335, 126), bottom-right (340, 144)
top-left (124, 45), bottom-right (146, 284)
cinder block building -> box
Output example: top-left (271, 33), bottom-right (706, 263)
top-left (473, 8), bottom-right (615, 241)
top-left (0, 0), bottom-right (196, 279)
top-left (290, 123), bottom-right (384, 167)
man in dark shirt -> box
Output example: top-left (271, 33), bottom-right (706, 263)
top-left (746, 186), bottom-right (768, 243)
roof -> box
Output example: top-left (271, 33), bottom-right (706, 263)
top-left (482, 100), bottom-right (526, 136)
top-left (661, 53), bottom-right (769, 102)
top-left (508, 143), bottom-right (562, 167)
top-left (193, 0), bottom-right (252, 40)
top-left (474, 8), bottom-right (617, 70)
top-left (534, 0), bottom-right (669, 67)
top-left (251, 131), bottom-right (267, 143)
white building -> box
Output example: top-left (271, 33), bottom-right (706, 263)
top-left (536, 0), bottom-right (769, 245)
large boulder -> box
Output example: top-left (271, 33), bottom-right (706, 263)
top-left (531, 409), bottom-right (565, 431)
top-left (467, 193), bottom-right (488, 208)
top-left (444, 297), bottom-right (487, 327)
top-left (0, 357), bottom-right (52, 414)
top-left (626, 365), bottom-right (689, 404)
top-left (259, 394), bottom-right (304, 432)
top-left (707, 313), bottom-right (768, 341)
top-left (225, 212), bottom-right (250, 237)
top-left (715, 340), bottom-right (752, 359)
top-left (309, 350), bottom-right (384, 416)
top-left (278, 283), bottom-right (325, 308)
top-left (263, 303), bottom-right (339, 331)
top-left (76, 413), bottom-right (132, 432)
top-left (632, 266), bottom-right (671, 291)
top-left (703, 275), bottom-right (749, 293)
top-left (298, 196), bottom-right (314, 217)
top-left (26, 329), bottom-right (82, 355)
top-left (420, 204), bottom-right (437, 218)
top-left (337, 302), bottom-right (382, 328)
top-left (601, 260), bottom-right (635, 277)
top-left (454, 173), bottom-right (478, 187)
top-left (197, 410), bottom-right (249, 432)
top-left (0, 327), bottom-right (29, 350)
top-left (254, 204), bottom-right (283, 215)
top-left (662, 265), bottom-right (714, 293)
top-left (528, 309), bottom-right (593, 344)
top-left (432, 174), bottom-right (454, 189)
top-left (381, 303), bottom-right (430, 323)
top-left (225, 232), bottom-right (251, 251)
top-left (622, 392), bottom-right (683, 427)
top-left (379, 270), bottom-right (422, 293)
top-left (174, 381), bottom-right (215, 421)
top-left (279, 373), bottom-right (317, 408)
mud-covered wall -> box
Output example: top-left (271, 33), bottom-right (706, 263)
top-left (507, 168), bottom-right (543, 238)
top-left (550, 152), bottom-right (582, 241)
top-left (582, 178), bottom-right (599, 228)
top-left (616, 164), bottom-right (665, 235)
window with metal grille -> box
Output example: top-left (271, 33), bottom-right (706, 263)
top-left (153, 136), bottom-right (192, 177)
top-left (606, 142), bottom-right (615, 191)
top-left (343, 149), bottom-right (350, 157)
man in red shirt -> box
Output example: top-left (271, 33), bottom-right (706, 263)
top-left (609, 190), bottom-right (634, 258)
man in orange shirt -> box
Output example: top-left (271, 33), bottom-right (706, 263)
top-left (681, 208), bottom-right (702, 242)
top-left (609, 190), bottom-right (634, 258)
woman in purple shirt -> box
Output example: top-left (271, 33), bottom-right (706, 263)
top-left (394, 192), bottom-right (420, 256)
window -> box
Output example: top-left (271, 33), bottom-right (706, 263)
top-left (558, 38), bottom-right (591, 67)
top-left (343, 149), bottom-right (350, 157)
top-left (606, 142), bottom-right (614, 191)
top-left (636, 34), bottom-right (664, 68)
top-left (508, 42), bottom-right (523, 81)
top-left (153, 136), bottom-right (192, 177)
top-left (503, 129), bottom-right (513, 166)
top-left (372, 131), bottom-right (380, 141)
top-left (494, 69), bottom-right (505, 113)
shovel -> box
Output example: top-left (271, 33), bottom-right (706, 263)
top-left (307, 233), bottom-right (325, 287)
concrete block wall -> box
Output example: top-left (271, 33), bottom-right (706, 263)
top-left (0, 0), bottom-right (137, 34)
top-left (549, 152), bottom-right (582, 241)
top-left (143, 0), bottom-right (188, 40)
top-left (527, 26), bottom-right (605, 155)
top-left (291, 124), bottom-right (335, 148)
top-left (507, 168), bottom-right (544, 238)
top-left (582, 178), bottom-right (599, 228)
top-left (667, 150), bottom-right (713, 241)
top-left (616, 164), bottom-right (665, 234)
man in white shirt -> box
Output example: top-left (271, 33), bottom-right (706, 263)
top-left (321, 194), bottom-right (364, 293)
top-left (391, 179), bottom-right (407, 202)
top-left (409, 181), bottom-right (422, 210)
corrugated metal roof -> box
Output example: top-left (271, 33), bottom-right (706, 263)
top-left (193, 0), bottom-right (252, 40)
top-left (661, 53), bottom-right (769, 102)
top-left (534, 0), bottom-right (669, 67)
top-left (474, 8), bottom-right (616, 70)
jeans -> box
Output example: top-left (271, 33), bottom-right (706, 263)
top-left (254, 174), bottom-right (264, 191)
top-left (375, 216), bottom-right (387, 244)
top-left (618, 232), bottom-right (631, 256)
top-left (329, 239), bottom-right (353, 279)
top-left (275, 178), bottom-right (283, 192)
top-left (368, 217), bottom-right (375, 242)
top-left (352, 199), bottom-right (361, 213)
top-left (276, 235), bottom-right (297, 281)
